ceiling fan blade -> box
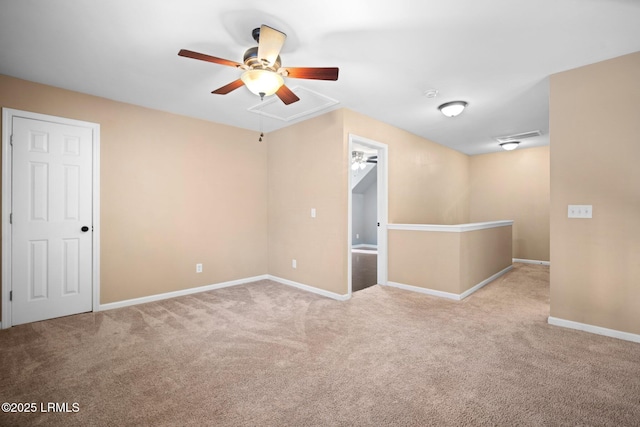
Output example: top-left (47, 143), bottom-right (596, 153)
top-left (257, 25), bottom-right (287, 67)
top-left (275, 85), bottom-right (300, 105)
top-left (178, 49), bottom-right (242, 68)
top-left (212, 79), bottom-right (245, 95)
top-left (284, 67), bottom-right (339, 81)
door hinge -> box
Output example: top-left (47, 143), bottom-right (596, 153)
top-left (9, 134), bottom-right (13, 146)
top-left (9, 213), bottom-right (12, 224)
top-left (9, 290), bottom-right (12, 301)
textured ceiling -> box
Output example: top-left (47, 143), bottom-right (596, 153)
top-left (1, 0), bottom-right (639, 155)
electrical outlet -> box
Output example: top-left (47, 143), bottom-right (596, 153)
top-left (568, 205), bottom-right (593, 219)
top-left (356, 234), bottom-right (359, 239)
top-left (196, 263), bottom-right (203, 273)
top-left (292, 259), bottom-right (297, 269)
top-left (311, 208), bottom-right (316, 218)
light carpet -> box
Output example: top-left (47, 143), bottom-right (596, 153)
top-left (1, 263), bottom-right (639, 426)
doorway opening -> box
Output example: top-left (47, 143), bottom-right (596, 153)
top-left (348, 134), bottom-right (388, 295)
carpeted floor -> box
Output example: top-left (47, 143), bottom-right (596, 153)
top-left (1, 263), bottom-right (639, 426)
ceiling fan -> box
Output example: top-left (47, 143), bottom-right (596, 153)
top-left (178, 25), bottom-right (339, 105)
top-left (351, 151), bottom-right (377, 170)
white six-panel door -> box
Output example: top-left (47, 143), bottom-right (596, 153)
top-left (11, 116), bottom-right (93, 325)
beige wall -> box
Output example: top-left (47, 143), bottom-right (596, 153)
top-left (267, 108), bottom-right (473, 296)
top-left (389, 230), bottom-right (461, 294)
top-left (389, 225), bottom-right (512, 295)
top-left (0, 75), bottom-right (268, 306)
top-left (267, 110), bottom-right (347, 295)
top-left (0, 76), bottom-right (476, 310)
top-left (460, 226), bottom-right (512, 292)
top-left (1, 72), bottom-right (548, 317)
top-left (470, 146), bottom-right (550, 261)
top-left (344, 109), bottom-right (470, 225)
top-left (549, 51), bottom-right (640, 335)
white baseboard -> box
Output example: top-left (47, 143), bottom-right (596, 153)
top-left (548, 316), bottom-right (640, 344)
top-left (98, 274), bottom-right (349, 312)
top-left (352, 249), bottom-right (378, 254)
top-left (353, 244), bottom-right (378, 249)
top-left (99, 275), bottom-right (269, 311)
top-left (387, 265), bottom-right (513, 301)
top-left (386, 281), bottom-right (461, 300)
top-left (460, 265), bottom-right (513, 299)
top-left (513, 258), bottom-right (550, 266)
top-left (268, 275), bottom-right (350, 301)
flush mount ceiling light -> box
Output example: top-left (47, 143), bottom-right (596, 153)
top-left (500, 141), bottom-right (520, 151)
top-left (438, 101), bottom-right (468, 117)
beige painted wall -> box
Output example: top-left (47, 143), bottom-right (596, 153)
top-left (0, 75), bottom-right (268, 307)
top-left (389, 225), bottom-right (512, 295)
top-left (460, 226), bottom-right (512, 292)
top-left (470, 146), bottom-right (550, 261)
top-left (389, 230), bottom-right (461, 294)
top-left (343, 109), bottom-right (470, 225)
top-left (267, 108), bottom-right (473, 296)
top-left (267, 110), bottom-right (347, 295)
top-left (549, 51), bottom-right (640, 335)
top-left (1, 73), bottom-right (546, 318)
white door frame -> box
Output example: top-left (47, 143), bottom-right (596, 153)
top-left (1, 108), bottom-right (101, 329)
top-left (348, 133), bottom-right (388, 295)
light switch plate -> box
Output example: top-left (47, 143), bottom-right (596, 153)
top-left (568, 205), bottom-right (592, 219)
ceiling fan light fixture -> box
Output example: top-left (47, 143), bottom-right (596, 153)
top-left (240, 69), bottom-right (284, 97)
top-left (351, 151), bottom-right (368, 170)
top-left (438, 101), bottom-right (468, 117)
top-left (500, 141), bottom-right (520, 151)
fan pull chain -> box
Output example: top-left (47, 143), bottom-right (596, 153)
top-left (258, 106), bottom-right (264, 142)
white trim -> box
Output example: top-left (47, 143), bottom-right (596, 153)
top-left (268, 275), bottom-right (350, 301)
top-left (548, 316), bottom-right (640, 344)
top-left (100, 275), bottom-right (269, 311)
top-left (386, 281), bottom-right (462, 300)
top-left (386, 265), bottom-right (513, 301)
top-left (1, 108), bottom-right (101, 329)
top-left (388, 220), bottom-right (513, 233)
top-left (1, 109), bottom-right (12, 329)
top-left (98, 274), bottom-right (351, 312)
top-left (348, 134), bottom-right (389, 297)
top-left (352, 244), bottom-right (378, 250)
top-left (459, 265), bottom-right (513, 299)
top-left (513, 258), bottom-right (550, 266)
top-left (352, 248), bottom-right (378, 254)
top-left (92, 123), bottom-right (101, 312)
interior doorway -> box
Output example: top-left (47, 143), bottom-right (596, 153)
top-left (348, 134), bottom-right (388, 295)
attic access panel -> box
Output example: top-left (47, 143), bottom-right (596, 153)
top-left (248, 86), bottom-right (339, 122)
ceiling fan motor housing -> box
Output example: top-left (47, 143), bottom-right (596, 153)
top-left (243, 46), bottom-right (281, 71)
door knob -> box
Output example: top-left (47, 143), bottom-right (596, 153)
top-left (81, 226), bottom-right (89, 232)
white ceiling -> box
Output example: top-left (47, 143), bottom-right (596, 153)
top-left (1, 0), bottom-right (639, 155)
